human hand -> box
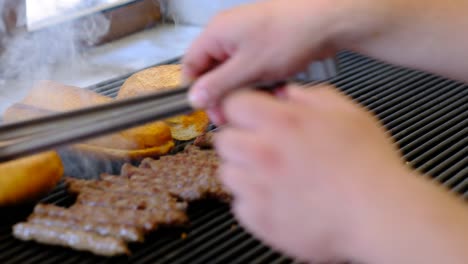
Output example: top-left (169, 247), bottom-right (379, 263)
top-left (214, 84), bottom-right (468, 263)
top-left (182, 0), bottom-right (344, 114)
top-left (182, 0), bottom-right (396, 121)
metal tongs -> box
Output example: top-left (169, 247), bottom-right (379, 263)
top-left (0, 58), bottom-right (338, 162)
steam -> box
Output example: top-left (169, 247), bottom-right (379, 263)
top-left (0, 1), bottom-right (113, 177)
top-left (0, 0), bottom-right (182, 178)
top-left (0, 1), bottom-right (110, 110)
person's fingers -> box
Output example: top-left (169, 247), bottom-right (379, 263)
top-left (286, 84), bottom-right (357, 111)
top-left (222, 90), bottom-right (306, 132)
top-left (231, 196), bottom-right (274, 245)
top-left (206, 105), bottom-right (226, 126)
top-left (218, 162), bottom-right (270, 201)
top-left (188, 52), bottom-right (260, 108)
top-left (181, 32), bottom-right (231, 84)
top-left (214, 128), bottom-right (281, 172)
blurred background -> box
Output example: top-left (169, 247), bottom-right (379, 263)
top-left (0, 0), bottom-right (254, 113)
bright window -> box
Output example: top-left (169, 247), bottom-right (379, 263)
top-left (26, 0), bottom-right (137, 30)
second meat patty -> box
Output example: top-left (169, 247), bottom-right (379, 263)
top-left (13, 143), bottom-right (230, 257)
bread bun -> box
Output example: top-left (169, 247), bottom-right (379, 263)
top-left (21, 80), bottom-right (112, 111)
top-left (3, 103), bottom-right (173, 152)
top-left (118, 64), bottom-right (210, 140)
top-left (69, 140), bottom-right (175, 161)
top-left (118, 64), bottom-right (182, 98)
top-left (164, 110), bottom-right (210, 141)
top-left (7, 81), bottom-right (175, 158)
top-left (0, 151), bottom-right (63, 207)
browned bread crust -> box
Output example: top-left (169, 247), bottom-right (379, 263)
top-left (118, 64), bottom-right (210, 140)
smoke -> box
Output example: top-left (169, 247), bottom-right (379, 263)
top-left (0, 0), bottom-right (110, 109)
top-left (0, 1), bottom-right (114, 177)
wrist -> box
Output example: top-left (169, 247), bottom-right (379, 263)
top-left (328, 0), bottom-right (403, 51)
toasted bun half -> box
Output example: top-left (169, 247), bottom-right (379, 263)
top-left (3, 103), bottom-right (173, 153)
top-left (118, 64), bottom-right (210, 140)
top-left (69, 139), bottom-right (175, 161)
top-left (8, 81), bottom-right (175, 157)
top-left (118, 64), bottom-right (182, 98)
top-left (21, 80), bottom-right (112, 111)
top-left (0, 151), bottom-right (63, 207)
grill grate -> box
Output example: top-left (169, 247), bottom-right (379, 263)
top-left (0, 51), bottom-right (466, 264)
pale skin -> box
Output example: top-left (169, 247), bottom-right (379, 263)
top-left (181, 0), bottom-right (468, 263)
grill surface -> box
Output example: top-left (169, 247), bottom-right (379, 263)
top-left (0, 51), bottom-right (467, 264)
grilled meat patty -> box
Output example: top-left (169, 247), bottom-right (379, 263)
top-left (193, 131), bottom-right (215, 148)
top-left (126, 145), bottom-right (230, 202)
top-left (34, 203), bottom-right (187, 232)
top-left (13, 223), bottom-right (130, 256)
top-left (27, 214), bottom-right (144, 242)
top-left (13, 144), bottom-right (229, 257)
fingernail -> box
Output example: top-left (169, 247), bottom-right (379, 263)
top-left (208, 109), bottom-right (225, 125)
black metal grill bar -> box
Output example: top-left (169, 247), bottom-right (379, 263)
top-left (379, 81), bottom-right (462, 126)
top-left (231, 240), bottom-right (269, 264)
top-left (403, 119), bottom-right (466, 163)
top-left (334, 60), bottom-right (391, 83)
top-left (118, 206), bottom-right (231, 263)
top-left (91, 52), bottom-right (368, 98)
top-left (444, 167), bottom-right (468, 190)
top-left (100, 86), bottom-right (122, 98)
top-left (436, 157), bottom-right (468, 186)
top-left (432, 142), bottom-right (468, 175)
top-left (332, 51), bottom-right (372, 67)
top-left (337, 67), bottom-right (418, 101)
top-left (1, 51), bottom-right (466, 264)
top-left (29, 250), bottom-right (83, 264)
top-left (250, 250), bottom-right (284, 264)
top-left (351, 73), bottom-right (436, 116)
top-left (391, 91), bottom-right (467, 141)
top-left (335, 53), bottom-right (409, 81)
top-left (384, 84), bottom-right (465, 132)
top-left (434, 150), bottom-right (467, 180)
top-left (99, 51), bottom-right (375, 99)
top-left (94, 52), bottom-right (382, 99)
top-left (364, 76), bottom-right (444, 113)
top-left (453, 176), bottom-right (468, 194)
top-left (0, 239), bottom-right (31, 261)
top-left (399, 110), bottom-right (463, 163)
top-left (189, 232), bottom-right (252, 264)
top-left (270, 255), bottom-right (296, 264)
top-left (335, 54), bottom-right (379, 71)
top-left (331, 61), bottom-right (406, 91)
top-left (415, 133), bottom-right (467, 174)
top-left (27, 253), bottom-right (71, 264)
top-left (39, 188), bottom-right (70, 204)
top-left (7, 244), bottom-right (63, 264)
top-left (216, 239), bottom-right (274, 263)
top-left (158, 217), bottom-right (239, 263)
top-left (92, 80), bottom-right (125, 95)
top-left (40, 195), bottom-right (71, 207)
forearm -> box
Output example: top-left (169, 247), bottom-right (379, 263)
top-left (350, 171), bottom-right (468, 264)
top-left (333, 0), bottom-right (468, 83)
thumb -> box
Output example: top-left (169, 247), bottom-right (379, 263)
top-left (286, 84), bottom-right (350, 110)
top-left (188, 53), bottom-right (259, 108)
